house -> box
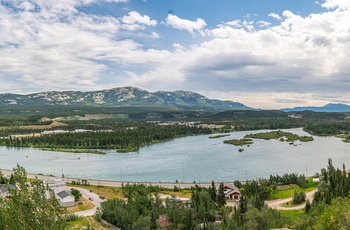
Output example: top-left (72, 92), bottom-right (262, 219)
top-left (56, 190), bottom-right (75, 208)
top-left (44, 178), bottom-right (66, 194)
top-left (216, 183), bottom-right (241, 201)
top-left (0, 184), bottom-right (16, 198)
top-left (43, 178), bottom-right (75, 207)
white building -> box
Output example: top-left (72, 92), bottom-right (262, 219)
top-left (56, 190), bottom-right (75, 208)
top-left (43, 178), bottom-right (75, 207)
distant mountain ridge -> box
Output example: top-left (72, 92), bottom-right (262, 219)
top-left (0, 87), bottom-right (252, 111)
top-left (281, 103), bottom-right (350, 112)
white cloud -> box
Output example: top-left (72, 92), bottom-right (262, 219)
top-left (104, 0), bottom-right (129, 2)
top-left (1, 0), bottom-right (350, 109)
top-left (268, 13), bottom-right (282, 20)
top-left (123, 5), bottom-right (350, 109)
top-left (321, 0), bottom-right (350, 10)
top-left (165, 14), bottom-right (207, 33)
top-left (121, 11), bottom-right (157, 31)
top-left (225, 20), bottom-right (242, 28)
top-left (151, 32), bottom-right (160, 39)
top-left (0, 0), bottom-right (166, 92)
top-left (257, 21), bottom-right (271, 28)
top-left (216, 20), bottom-right (255, 32)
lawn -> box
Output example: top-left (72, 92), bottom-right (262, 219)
top-left (68, 183), bottom-right (123, 199)
top-left (270, 185), bottom-right (303, 200)
top-left (279, 209), bottom-right (307, 220)
top-left (66, 216), bottom-right (115, 230)
top-left (269, 178), bottom-right (318, 200)
top-left (157, 189), bottom-right (193, 199)
top-left (66, 197), bottom-right (95, 213)
top-left (269, 185), bottom-right (317, 200)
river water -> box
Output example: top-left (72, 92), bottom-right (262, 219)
top-left (0, 128), bottom-right (349, 182)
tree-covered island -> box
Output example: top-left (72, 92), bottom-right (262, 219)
top-left (245, 130), bottom-right (314, 143)
top-left (0, 125), bottom-right (211, 153)
top-left (223, 138), bottom-right (254, 146)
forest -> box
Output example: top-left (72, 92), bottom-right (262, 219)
top-left (97, 160), bottom-right (350, 229)
top-left (0, 106), bottom-right (350, 152)
top-left (0, 125), bottom-right (211, 152)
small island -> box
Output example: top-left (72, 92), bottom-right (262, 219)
top-left (335, 134), bottom-right (350, 143)
top-left (223, 138), bottom-right (254, 146)
top-left (244, 130), bottom-right (314, 143)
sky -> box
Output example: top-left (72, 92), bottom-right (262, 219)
top-left (0, 0), bottom-right (349, 109)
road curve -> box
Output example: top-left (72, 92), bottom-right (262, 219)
top-left (67, 186), bottom-right (104, 217)
top-left (266, 189), bottom-right (317, 210)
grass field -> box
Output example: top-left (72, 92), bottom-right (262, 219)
top-left (269, 178), bottom-right (318, 200)
top-left (279, 209), bottom-right (307, 219)
top-left (68, 184), bottom-right (123, 199)
top-left (66, 216), bottom-right (116, 230)
top-left (66, 197), bottom-right (95, 213)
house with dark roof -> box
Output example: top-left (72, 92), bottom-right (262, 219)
top-left (56, 190), bottom-right (75, 207)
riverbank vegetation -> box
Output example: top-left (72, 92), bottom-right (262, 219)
top-left (0, 124), bottom-right (211, 152)
top-left (0, 106), bottom-right (349, 149)
top-left (41, 148), bottom-right (107, 154)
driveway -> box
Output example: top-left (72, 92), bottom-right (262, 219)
top-left (67, 186), bottom-right (104, 217)
top-left (266, 189), bottom-right (317, 210)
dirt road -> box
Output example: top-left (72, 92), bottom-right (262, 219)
top-left (266, 189), bottom-right (317, 210)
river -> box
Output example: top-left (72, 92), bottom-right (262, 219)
top-left (0, 128), bottom-right (349, 182)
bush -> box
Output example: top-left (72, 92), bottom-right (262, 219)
top-left (292, 191), bottom-right (306, 204)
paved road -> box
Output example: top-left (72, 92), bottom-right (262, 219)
top-left (1, 169), bottom-right (213, 188)
top-left (266, 189), bottom-right (317, 210)
top-left (67, 186), bottom-right (104, 217)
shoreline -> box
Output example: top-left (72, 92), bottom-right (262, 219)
top-left (0, 169), bottom-right (216, 189)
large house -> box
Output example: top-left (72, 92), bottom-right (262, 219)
top-left (216, 183), bottom-right (241, 201)
top-left (43, 178), bottom-right (75, 207)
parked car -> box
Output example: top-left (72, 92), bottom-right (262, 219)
top-left (88, 197), bottom-right (93, 201)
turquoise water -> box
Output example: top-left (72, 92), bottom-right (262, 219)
top-left (0, 128), bottom-right (349, 182)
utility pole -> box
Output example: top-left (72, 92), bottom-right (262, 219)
top-left (98, 177), bottom-right (100, 195)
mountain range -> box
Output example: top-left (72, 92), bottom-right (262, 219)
top-left (0, 87), bottom-right (251, 112)
top-left (281, 103), bottom-right (350, 112)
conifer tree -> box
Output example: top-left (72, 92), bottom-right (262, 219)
top-left (217, 182), bottom-right (226, 207)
